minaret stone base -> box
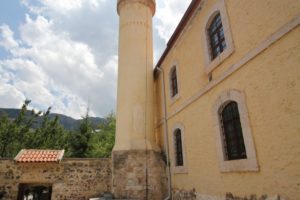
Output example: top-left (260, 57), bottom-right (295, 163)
top-left (112, 150), bottom-right (167, 200)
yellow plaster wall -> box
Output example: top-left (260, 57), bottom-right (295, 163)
top-left (154, 0), bottom-right (300, 199)
top-left (155, 0), bottom-right (300, 115)
top-left (214, 0), bottom-right (300, 78)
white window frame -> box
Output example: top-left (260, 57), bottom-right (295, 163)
top-left (171, 123), bottom-right (188, 174)
top-left (213, 89), bottom-right (259, 172)
top-left (202, 0), bottom-right (234, 74)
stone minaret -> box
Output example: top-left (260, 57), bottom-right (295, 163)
top-left (113, 0), bottom-right (166, 199)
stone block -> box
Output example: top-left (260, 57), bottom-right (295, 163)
top-left (112, 150), bottom-right (167, 200)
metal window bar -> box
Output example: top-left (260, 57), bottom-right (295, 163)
top-left (208, 13), bottom-right (226, 59)
top-left (220, 102), bottom-right (247, 160)
top-left (174, 129), bottom-right (184, 166)
top-left (171, 68), bottom-right (178, 97)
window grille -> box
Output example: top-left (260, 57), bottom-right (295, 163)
top-left (170, 67), bottom-right (178, 97)
top-left (220, 102), bottom-right (247, 160)
top-left (174, 129), bottom-right (183, 166)
top-left (208, 13), bottom-right (226, 59)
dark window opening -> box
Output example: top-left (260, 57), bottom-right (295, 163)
top-left (170, 67), bottom-right (178, 97)
top-left (174, 129), bottom-right (184, 166)
top-left (18, 184), bottom-right (52, 200)
top-left (208, 73), bottom-right (213, 82)
top-left (220, 101), bottom-right (247, 160)
top-left (208, 13), bottom-right (226, 60)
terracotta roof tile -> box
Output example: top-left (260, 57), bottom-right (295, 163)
top-left (14, 149), bottom-right (64, 163)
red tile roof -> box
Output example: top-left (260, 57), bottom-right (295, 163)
top-left (14, 149), bottom-right (64, 163)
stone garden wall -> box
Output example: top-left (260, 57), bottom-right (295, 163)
top-left (0, 158), bottom-right (111, 200)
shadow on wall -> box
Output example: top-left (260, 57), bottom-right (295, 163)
top-left (0, 191), bottom-right (6, 199)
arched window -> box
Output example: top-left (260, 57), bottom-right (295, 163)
top-left (202, 1), bottom-right (234, 74)
top-left (213, 90), bottom-right (258, 172)
top-left (170, 66), bottom-right (178, 97)
top-left (220, 101), bottom-right (246, 160)
top-left (174, 128), bottom-right (183, 166)
top-left (208, 13), bottom-right (226, 60)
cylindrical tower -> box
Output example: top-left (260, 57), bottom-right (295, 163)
top-left (112, 0), bottom-right (167, 199)
top-left (114, 0), bottom-right (157, 151)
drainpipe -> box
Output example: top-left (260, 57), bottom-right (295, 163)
top-left (157, 67), bottom-right (172, 200)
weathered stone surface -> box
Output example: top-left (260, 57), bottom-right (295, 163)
top-left (112, 150), bottom-right (167, 200)
top-left (225, 193), bottom-right (282, 200)
top-left (173, 188), bottom-right (197, 200)
top-left (172, 189), bottom-right (284, 200)
top-left (0, 158), bottom-right (111, 200)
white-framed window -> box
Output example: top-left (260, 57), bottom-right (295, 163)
top-left (171, 123), bottom-right (188, 174)
top-left (213, 89), bottom-right (259, 172)
top-left (202, 0), bottom-right (234, 74)
top-left (219, 101), bottom-right (247, 161)
top-left (208, 12), bottom-right (226, 60)
top-left (169, 64), bottom-right (180, 101)
top-left (174, 128), bottom-right (184, 166)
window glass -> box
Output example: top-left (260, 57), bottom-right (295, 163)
top-left (174, 129), bottom-right (183, 166)
top-left (221, 102), bottom-right (247, 160)
top-left (170, 67), bottom-right (178, 97)
top-left (208, 13), bottom-right (226, 59)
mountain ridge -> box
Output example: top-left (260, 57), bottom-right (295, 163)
top-left (0, 108), bottom-right (105, 131)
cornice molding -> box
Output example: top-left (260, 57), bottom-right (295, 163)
top-left (117, 0), bottom-right (156, 16)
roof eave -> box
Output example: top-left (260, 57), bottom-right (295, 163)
top-left (154, 0), bottom-right (202, 73)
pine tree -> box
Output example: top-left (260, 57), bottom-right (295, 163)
top-left (0, 100), bottom-right (41, 157)
top-left (68, 111), bottom-right (93, 157)
top-left (90, 112), bottom-right (116, 158)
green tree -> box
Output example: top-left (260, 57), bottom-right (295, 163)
top-left (68, 111), bottom-right (93, 157)
top-left (0, 100), bottom-right (116, 158)
top-left (0, 100), bottom-right (69, 157)
top-left (0, 100), bottom-right (41, 157)
top-left (89, 112), bottom-right (116, 158)
top-left (24, 107), bottom-right (68, 150)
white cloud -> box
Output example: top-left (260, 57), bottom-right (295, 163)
top-left (21, 0), bottom-right (106, 16)
top-left (0, 24), bottom-right (19, 50)
top-left (152, 0), bottom-right (191, 63)
top-left (0, 60), bottom-right (26, 108)
top-left (0, 84), bottom-right (25, 108)
top-left (0, 58), bottom-right (54, 111)
top-left (155, 0), bottom-right (191, 42)
top-left (0, 56), bottom-right (93, 118)
top-left (0, 10), bottom-right (117, 118)
top-left (0, 0), bottom-right (189, 118)
top-left (42, 0), bottom-right (84, 11)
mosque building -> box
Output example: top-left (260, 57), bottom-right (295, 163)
top-left (113, 0), bottom-right (300, 199)
top-left (0, 0), bottom-right (299, 199)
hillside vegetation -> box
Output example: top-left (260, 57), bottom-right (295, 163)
top-left (0, 108), bottom-right (105, 131)
top-left (0, 100), bottom-right (115, 158)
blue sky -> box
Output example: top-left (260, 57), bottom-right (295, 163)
top-left (0, 0), bottom-right (27, 59)
top-left (0, 0), bottom-right (190, 118)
